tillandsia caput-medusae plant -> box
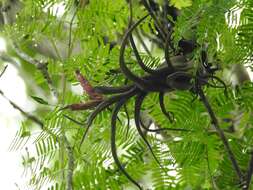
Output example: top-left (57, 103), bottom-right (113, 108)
top-left (60, 1), bottom-right (252, 189)
top-left (2, 0), bottom-right (253, 189)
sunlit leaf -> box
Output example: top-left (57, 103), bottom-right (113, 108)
top-left (170, 0), bottom-right (192, 9)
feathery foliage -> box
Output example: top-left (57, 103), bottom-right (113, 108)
top-left (1, 0), bottom-right (253, 189)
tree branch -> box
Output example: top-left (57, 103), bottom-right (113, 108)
top-left (12, 43), bottom-right (58, 98)
top-left (1, 7), bottom-right (58, 98)
top-left (0, 89), bottom-right (44, 128)
top-left (244, 151), bottom-right (253, 189)
top-left (198, 88), bottom-right (244, 183)
top-left (63, 135), bottom-right (74, 190)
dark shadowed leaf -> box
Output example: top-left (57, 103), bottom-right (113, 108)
top-left (30, 96), bottom-right (49, 105)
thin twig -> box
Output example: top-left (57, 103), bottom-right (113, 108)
top-left (135, 29), bottom-right (152, 56)
top-left (244, 151), bottom-right (253, 190)
top-left (205, 145), bottom-right (218, 190)
top-left (12, 43), bottom-right (58, 98)
top-left (0, 65), bottom-right (8, 78)
top-left (63, 135), bottom-right (74, 190)
top-left (63, 114), bottom-right (84, 126)
top-left (0, 89), bottom-right (44, 128)
top-left (60, 8), bottom-right (79, 188)
top-left (128, 0), bottom-right (152, 56)
top-left (139, 27), bottom-right (164, 48)
top-left (198, 88), bottom-right (243, 183)
top-left (141, 0), bottom-right (166, 40)
top-left (68, 7), bottom-right (78, 58)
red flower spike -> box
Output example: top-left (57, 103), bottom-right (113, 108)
top-left (62, 99), bottom-right (102, 111)
top-left (75, 70), bottom-right (103, 100)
